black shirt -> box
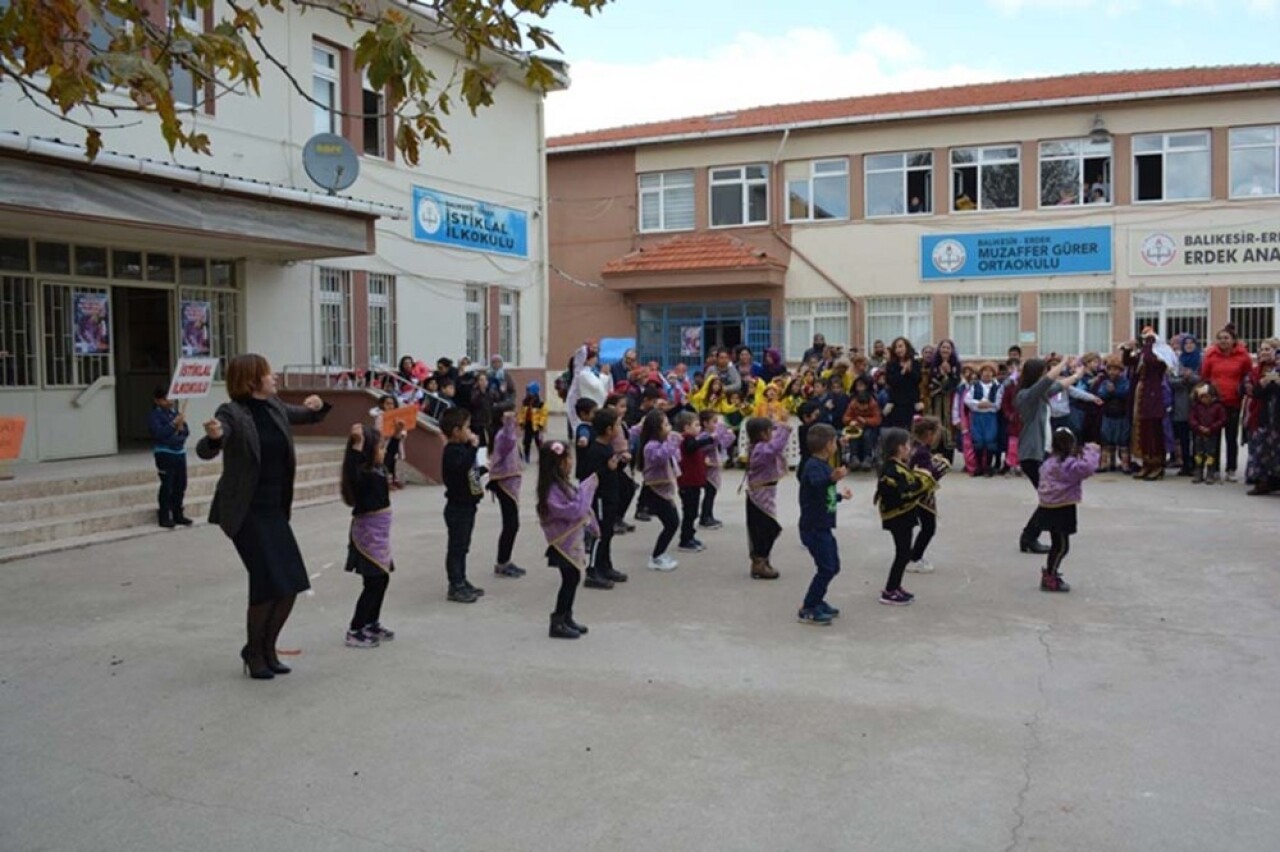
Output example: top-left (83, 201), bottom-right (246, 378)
top-left (247, 398), bottom-right (287, 490)
top-left (344, 449), bottom-right (390, 516)
top-left (442, 442), bottom-right (484, 504)
top-left (578, 440), bottom-right (620, 506)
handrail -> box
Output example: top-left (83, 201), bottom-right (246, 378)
top-left (72, 374), bottom-right (116, 408)
top-left (279, 364), bottom-right (444, 433)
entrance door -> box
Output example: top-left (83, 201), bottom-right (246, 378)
top-left (114, 287), bottom-right (173, 446)
top-left (702, 320), bottom-right (743, 356)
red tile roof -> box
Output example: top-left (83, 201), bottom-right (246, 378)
top-left (602, 232), bottom-right (787, 275)
top-left (549, 65), bottom-right (1280, 151)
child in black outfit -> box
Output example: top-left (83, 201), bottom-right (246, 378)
top-left (439, 408), bottom-right (487, 603)
top-left (469, 373), bottom-right (494, 450)
top-left (907, 417), bottom-right (950, 574)
top-left (578, 407), bottom-right (629, 590)
top-left (147, 386), bottom-right (192, 528)
top-left (342, 424), bottom-right (396, 647)
top-left (874, 428), bottom-right (938, 606)
top-left (573, 398), bottom-right (598, 457)
top-left (795, 400), bottom-right (823, 476)
top-left (796, 423), bottom-right (852, 626)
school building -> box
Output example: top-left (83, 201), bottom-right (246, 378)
top-left (0, 2), bottom-right (558, 462)
top-left (546, 65), bottom-right (1280, 372)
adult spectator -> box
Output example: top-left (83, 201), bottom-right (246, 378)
top-left (1122, 329), bottom-right (1173, 481)
top-left (613, 348), bottom-right (640, 383)
top-left (486, 355), bottom-right (516, 406)
top-left (883, 337), bottom-right (922, 430)
top-left (565, 342), bottom-right (610, 434)
top-left (760, 347), bottom-right (786, 381)
top-left (197, 354), bottom-right (331, 680)
top-left (1201, 324), bottom-right (1253, 482)
top-left (802, 334), bottom-right (827, 365)
top-left (868, 340), bottom-right (887, 370)
top-left (706, 347), bottom-right (743, 394)
top-left (1245, 337), bottom-right (1279, 495)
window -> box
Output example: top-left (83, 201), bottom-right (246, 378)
top-left (312, 44), bottom-right (340, 136)
top-left (1230, 126), bottom-right (1280, 199)
top-left (0, 236), bottom-right (29, 272)
top-left (1039, 138), bottom-right (1112, 207)
top-left (87, 11), bottom-right (126, 84)
top-left (786, 159), bottom-right (849, 222)
top-left (865, 151), bottom-right (933, 217)
top-left (362, 73), bottom-right (386, 158)
top-left (865, 297), bottom-right (934, 351)
top-left (1133, 131), bottom-right (1211, 202)
top-left (785, 299), bottom-right (849, 362)
top-left (638, 170), bottom-right (695, 232)
top-left (317, 267), bottom-right (352, 367)
top-left (1, 276), bottom-right (37, 387)
top-left (1039, 292), bottom-right (1112, 356)
top-left (1132, 288), bottom-right (1209, 342)
top-left (951, 145), bottom-right (1020, 211)
top-left (1228, 287), bottom-right (1280, 351)
top-left (464, 285), bottom-right (485, 363)
top-left (498, 288), bottom-right (518, 364)
top-left (41, 283), bottom-right (111, 387)
top-left (169, 1), bottom-right (202, 108)
top-left (950, 294), bottom-right (1020, 358)
top-left (367, 273), bottom-right (395, 367)
top-left (710, 164), bottom-right (769, 227)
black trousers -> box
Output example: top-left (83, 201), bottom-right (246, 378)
top-left (589, 496), bottom-right (617, 576)
top-left (746, 499), bottom-right (781, 559)
top-left (443, 503), bottom-right (476, 588)
top-left (1173, 421), bottom-right (1190, 469)
top-left (1047, 531), bottom-right (1071, 575)
top-left (640, 487), bottom-right (679, 558)
top-left (154, 452), bottom-right (187, 515)
top-left (547, 548), bottom-right (581, 617)
top-left (494, 488), bottom-right (519, 566)
top-left (618, 475), bottom-right (637, 518)
top-left (350, 572), bottom-right (389, 631)
top-left (1222, 408), bottom-right (1241, 473)
top-left (911, 508), bottom-right (936, 561)
top-left (885, 517), bottom-right (915, 592)
top-left (1020, 458), bottom-right (1044, 542)
top-left (522, 428), bottom-right (541, 461)
top-left (385, 437), bottom-right (400, 479)
top-left (701, 483), bottom-right (718, 523)
top-left (678, 486), bottom-right (702, 545)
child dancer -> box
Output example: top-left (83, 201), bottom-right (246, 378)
top-left (519, 382), bottom-right (548, 463)
top-left (699, 409), bottom-right (736, 530)
top-left (675, 411), bottom-right (716, 553)
top-left (874, 428), bottom-right (938, 606)
top-left (579, 406), bottom-right (628, 589)
top-left (608, 395), bottom-right (638, 535)
top-left (342, 424), bottom-right (396, 648)
top-left (796, 424), bottom-right (852, 626)
top-left (964, 362), bottom-right (1003, 477)
top-left (1094, 358), bottom-right (1131, 472)
top-left (487, 408), bottom-right (527, 579)
top-left (1036, 429), bottom-right (1100, 592)
top-left (1190, 383), bottom-right (1227, 484)
top-left (745, 414), bottom-right (791, 580)
top-left (636, 409), bottom-right (683, 571)
top-left (439, 408), bottom-right (486, 603)
top-left (907, 417), bottom-right (950, 574)
top-left (536, 440), bottom-right (599, 639)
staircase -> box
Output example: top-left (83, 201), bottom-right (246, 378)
top-left (0, 441), bottom-right (345, 564)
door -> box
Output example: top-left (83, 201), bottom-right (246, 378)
top-left (36, 281), bottom-right (117, 459)
top-left (114, 287), bottom-right (173, 445)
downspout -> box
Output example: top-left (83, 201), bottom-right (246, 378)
top-left (537, 97), bottom-right (550, 373)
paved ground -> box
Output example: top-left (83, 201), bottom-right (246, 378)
top-left (1, 464), bottom-right (1277, 851)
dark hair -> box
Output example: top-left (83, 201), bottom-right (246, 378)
top-left (493, 401), bottom-right (514, 417)
top-left (697, 409), bottom-right (717, 427)
top-left (635, 408), bottom-right (669, 472)
top-left (642, 386), bottom-right (663, 402)
top-left (672, 411), bottom-right (697, 432)
top-left (879, 427), bottom-right (912, 470)
top-left (912, 415), bottom-right (941, 440)
top-left (604, 393), bottom-right (625, 408)
top-left (714, 346), bottom-right (729, 358)
top-left (1218, 323), bottom-right (1238, 342)
top-left (439, 407), bottom-right (470, 438)
top-left (380, 393), bottom-right (398, 410)
top-left (153, 385), bottom-right (169, 400)
top-left (592, 407), bottom-right (618, 438)
top-left (798, 400), bottom-right (822, 421)
top-left (890, 337), bottom-right (916, 362)
top-left (226, 353), bottom-right (272, 402)
top-left (1008, 345), bottom-right (1023, 356)
top-left (535, 440), bottom-right (573, 521)
top-left (341, 424), bottom-right (381, 507)
top-left (1019, 358), bottom-right (1047, 390)
top-left (806, 422), bottom-right (836, 455)
top-left (574, 397), bottom-right (599, 418)
top-left (930, 339), bottom-right (962, 372)
top-left (1051, 427), bottom-right (1078, 461)
top-left (742, 417), bottom-right (770, 445)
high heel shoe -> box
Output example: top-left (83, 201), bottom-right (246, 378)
top-left (240, 645), bottom-right (274, 680)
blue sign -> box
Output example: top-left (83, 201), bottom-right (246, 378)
top-left (921, 226), bottom-right (1112, 280)
top-left (411, 185), bottom-right (528, 258)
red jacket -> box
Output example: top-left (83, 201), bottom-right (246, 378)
top-left (1201, 343), bottom-right (1252, 409)
top-left (1189, 399), bottom-right (1227, 436)
top-left (677, 434), bottom-right (714, 488)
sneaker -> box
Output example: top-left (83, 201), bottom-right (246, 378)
top-left (604, 569), bottom-right (629, 583)
top-left (634, 509), bottom-right (652, 522)
top-left (463, 582), bottom-right (485, 597)
top-left (447, 586), bottom-right (479, 603)
top-left (677, 540), bottom-right (706, 553)
top-left (797, 607), bottom-right (834, 626)
top-left (647, 554), bottom-right (679, 571)
top-left (906, 559), bottom-right (935, 574)
top-left (1225, 471), bottom-right (1238, 483)
top-left (698, 518), bottom-right (724, 530)
top-left (365, 622), bottom-right (395, 642)
top-left (494, 563), bottom-right (525, 578)
top-left (879, 589), bottom-right (914, 606)
top-left (345, 629), bottom-right (380, 648)
top-left (583, 573), bottom-right (615, 590)
top-left (816, 601), bottom-right (841, 619)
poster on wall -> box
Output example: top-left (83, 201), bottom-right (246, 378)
top-left (681, 325), bottom-right (703, 357)
top-left (181, 300), bottom-right (212, 357)
top-left (72, 292), bottom-right (111, 355)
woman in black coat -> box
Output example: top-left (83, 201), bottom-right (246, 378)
top-left (198, 354), bottom-right (331, 680)
top-left (883, 337), bottom-right (923, 430)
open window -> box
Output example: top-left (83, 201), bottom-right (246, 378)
top-left (1040, 138), bottom-right (1111, 206)
top-left (951, 146), bottom-right (1019, 211)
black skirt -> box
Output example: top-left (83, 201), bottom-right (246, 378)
top-left (1038, 504), bottom-right (1078, 536)
top-left (232, 486), bottom-right (311, 604)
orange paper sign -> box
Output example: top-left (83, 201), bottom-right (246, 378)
top-left (381, 406), bottom-right (418, 437)
top-left (0, 416), bottom-right (27, 460)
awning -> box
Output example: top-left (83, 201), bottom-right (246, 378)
top-left (601, 232), bottom-right (788, 291)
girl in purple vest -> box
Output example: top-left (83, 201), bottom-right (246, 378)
top-left (1036, 428), bottom-right (1101, 593)
top-left (537, 440), bottom-right (599, 639)
top-left (636, 409), bottom-right (683, 572)
top-left (342, 424), bottom-right (396, 648)
top-left (487, 407), bottom-right (526, 579)
top-left (745, 414), bottom-right (791, 580)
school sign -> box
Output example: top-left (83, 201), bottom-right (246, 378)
top-left (920, 226), bottom-right (1112, 281)
top-left (1128, 225), bottom-right (1280, 275)
top-left (411, 185), bottom-right (529, 258)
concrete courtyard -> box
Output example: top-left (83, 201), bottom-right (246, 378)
top-left (1, 465), bottom-right (1277, 851)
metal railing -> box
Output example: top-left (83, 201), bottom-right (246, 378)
top-left (279, 364), bottom-right (443, 432)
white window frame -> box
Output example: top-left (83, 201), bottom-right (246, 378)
top-left (864, 151), bottom-right (933, 218)
top-left (317, 267), bottom-right (352, 368)
top-left (1133, 130), bottom-right (1211, 203)
top-left (1038, 292), bottom-right (1113, 356)
top-left (361, 72), bottom-right (387, 159)
top-left (1228, 287), bottom-right (1280, 351)
top-left (950, 294), bottom-right (1020, 359)
top-left (312, 43), bottom-right (341, 136)
top-left (1229, 125), bottom-right (1280, 199)
top-left (464, 284), bottom-right (486, 364)
top-left (785, 158), bottom-right (849, 223)
top-left (497, 288), bottom-right (518, 365)
top-left (638, 170), bottom-right (695, 233)
top-left (1038, 138), bottom-right (1113, 208)
top-left (709, 164), bottom-right (769, 228)
top-left (170, 1), bottom-right (202, 109)
top-left (785, 299), bottom-right (849, 362)
top-left (1131, 288), bottom-right (1210, 340)
top-left (367, 273), bottom-right (394, 368)
top-left (950, 145), bottom-right (1021, 212)
top-left (864, 296), bottom-right (933, 351)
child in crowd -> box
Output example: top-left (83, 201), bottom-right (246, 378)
top-left (439, 408), bottom-right (486, 603)
top-left (487, 408), bottom-right (526, 580)
top-left (964, 362), bottom-right (1003, 477)
top-left (608, 395), bottom-right (639, 535)
top-left (795, 400), bottom-right (823, 474)
top-left (536, 440), bottom-right (598, 639)
top-left (675, 411), bottom-right (716, 553)
top-left (636, 409), bottom-right (683, 571)
top-left (370, 394), bottom-right (408, 489)
top-left (342, 424), bottom-right (396, 648)
top-left (1190, 383), bottom-right (1227, 484)
top-left (1036, 429), bottom-right (1100, 592)
top-left (907, 417), bottom-right (950, 574)
top-left (841, 374), bottom-right (882, 471)
top-left (817, 376), bottom-right (850, 429)
top-left (148, 386), bottom-right (192, 528)
top-left (796, 423), bottom-right (852, 626)
top-left (519, 382), bottom-right (548, 463)
top-left (999, 362), bottom-right (1022, 475)
top-left (1094, 357), bottom-right (1132, 472)
top-left (573, 398), bottom-right (598, 453)
top-left (874, 428), bottom-right (938, 606)
top-left (755, 382), bottom-right (788, 421)
top-left (745, 414), bottom-right (791, 580)
top-left (698, 409), bottom-right (736, 530)
top-left (469, 373), bottom-right (494, 450)
top-left (579, 407), bottom-right (628, 589)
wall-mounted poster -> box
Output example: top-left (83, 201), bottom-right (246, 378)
top-left (181, 300), bottom-right (212, 357)
top-left (681, 325), bottom-right (703, 357)
top-left (72, 292), bottom-right (110, 355)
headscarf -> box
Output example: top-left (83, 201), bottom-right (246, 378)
top-left (1178, 335), bottom-right (1202, 373)
top-left (1150, 336), bottom-right (1180, 373)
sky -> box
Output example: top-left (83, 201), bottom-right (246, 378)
top-left (540, 0), bottom-right (1280, 137)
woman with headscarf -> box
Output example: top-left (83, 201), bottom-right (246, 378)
top-left (1171, 335), bottom-right (1201, 476)
top-left (486, 355), bottom-right (516, 407)
top-left (1244, 338), bottom-right (1280, 495)
top-left (1122, 328), bottom-right (1173, 481)
top-left (760, 348), bottom-right (786, 381)
top-left (927, 339), bottom-right (962, 463)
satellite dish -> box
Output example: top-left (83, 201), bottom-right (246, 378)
top-left (302, 133), bottom-right (359, 194)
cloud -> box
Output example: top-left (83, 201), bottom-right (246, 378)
top-left (989, 0), bottom-right (1275, 12)
top-left (545, 27), bottom-right (1005, 137)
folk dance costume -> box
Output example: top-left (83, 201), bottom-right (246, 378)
top-left (907, 442), bottom-right (950, 570)
top-left (700, 421), bottom-right (737, 527)
top-left (486, 417), bottom-right (524, 577)
top-left (541, 470), bottom-right (599, 638)
top-left (964, 380), bottom-right (1003, 476)
top-left (640, 433), bottom-right (684, 564)
top-left (345, 450), bottom-right (395, 639)
top-left (745, 423), bottom-right (791, 580)
top-left (874, 458), bottom-right (939, 603)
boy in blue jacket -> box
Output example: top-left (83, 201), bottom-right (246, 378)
top-left (148, 386), bottom-right (191, 528)
top-left (796, 423), bottom-right (852, 626)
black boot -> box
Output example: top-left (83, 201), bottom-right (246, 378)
top-left (158, 508), bottom-right (175, 529)
top-left (1020, 532), bottom-right (1050, 554)
top-left (261, 596), bottom-right (294, 675)
top-left (549, 613), bottom-right (580, 639)
top-left (583, 572), bottom-right (614, 590)
top-left (564, 613), bottom-right (589, 635)
top-left (172, 508), bottom-right (193, 526)
top-left (241, 604), bottom-right (274, 679)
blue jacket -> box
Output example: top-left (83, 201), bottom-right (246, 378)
top-left (798, 456), bottom-right (843, 532)
top-left (148, 405), bottom-right (189, 454)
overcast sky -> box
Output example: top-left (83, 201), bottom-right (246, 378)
top-left (541, 0), bottom-right (1280, 137)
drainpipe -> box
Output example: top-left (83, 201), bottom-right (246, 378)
top-left (537, 97), bottom-right (550, 373)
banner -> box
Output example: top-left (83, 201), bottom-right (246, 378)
top-left (0, 416), bottom-right (26, 461)
top-left (167, 357), bottom-right (220, 400)
top-left (921, 226), bottom-right (1112, 280)
top-left (1129, 225), bottom-right (1280, 275)
top-left (411, 185), bottom-right (529, 258)
top-left (380, 405), bottom-right (418, 437)
top-left (181, 300), bottom-right (212, 357)
top-left (681, 325), bottom-right (703, 357)
top-left (72, 292), bottom-right (111, 355)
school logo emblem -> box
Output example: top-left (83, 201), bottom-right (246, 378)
top-left (931, 239), bottom-right (967, 274)
top-left (1140, 233), bottom-right (1177, 267)
top-left (416, 195), bottom-right (443, 235)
